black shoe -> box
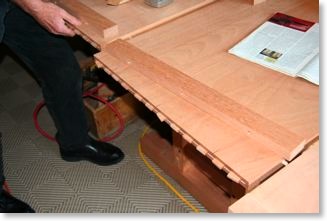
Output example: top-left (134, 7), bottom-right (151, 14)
top-left (0, 190), bottom-right (35, 213)
top-left (60, 137), bottom-right (124, 166)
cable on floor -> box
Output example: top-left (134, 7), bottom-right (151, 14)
top-left (3, 181), bottom-right (11, 194)
top-left (33, 79), bottom-right (200, 212)
top-left (33, 83), bottom-right (125, 142)
top-left (138, 126), bottom-right (200, 213)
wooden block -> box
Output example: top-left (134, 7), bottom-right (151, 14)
top-left (250, 0), bottom-right (266, 5)
top-left (227, 171), bottom-right (241, 184)
top-left (54, 0), bottom-right (118, 49)
top-left (156, 112), bottom-right (166, 122)
top-left (212, 158), bottom-right (224, 170)
top-left (97, 83), bottom-right (115, 98)
top-left (84, 92), bottom-right (138, 139)
top-left (196, 146), bottom-right (208, 156)
top-left (182, 133), bottom-right (193, 144)
top-left (107, 0), bottom-right (131, 5)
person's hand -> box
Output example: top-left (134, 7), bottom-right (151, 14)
top-left (12, 0), bottom-right (81, 37)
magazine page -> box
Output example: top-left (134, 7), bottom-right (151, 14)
top-left (297, 54), bottom-right (319, 85)
top-left (229, 13), bottom-right (319, 77)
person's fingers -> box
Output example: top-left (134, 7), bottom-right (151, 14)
top-left (58, 23), bottom-right (76, 36)
top-left (52, 18), bottom-right (76, 36)
top-left (56, 10), bottom-right (78, 36)
top-left (62, 11), bottom-right (82, 27)
top-left (61, 27), bottom-right (76, 37)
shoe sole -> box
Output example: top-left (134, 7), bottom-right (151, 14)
top-left (61, 154), bottom-right (124, 166)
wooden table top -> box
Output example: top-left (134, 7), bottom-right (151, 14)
top-left (128, 0), bottom-right (319, 143)
top-left (59, 0), bottom-right (319, 191)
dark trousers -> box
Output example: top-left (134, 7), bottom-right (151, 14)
top-left (1, 5), bottom-right (90, 149)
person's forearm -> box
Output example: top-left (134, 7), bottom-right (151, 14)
top-left (10, 0), bottom-right (80, 36)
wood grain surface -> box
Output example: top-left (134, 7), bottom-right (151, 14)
top-left (76, 0), bottom-right (216, 48)
top-left (128, 0), bottom-right (319, 151)
top-left (95, 0), bottom-right (319, 190)
top-left (58, 0), bottom-right (319, 192)
top-left (229, 141), bottom-right (319, 213)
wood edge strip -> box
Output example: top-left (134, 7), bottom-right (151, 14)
top-left (120, 0), bottom-right (218, 40)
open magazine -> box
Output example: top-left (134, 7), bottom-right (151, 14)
top-left (229, 13), bottom-right (319, 85)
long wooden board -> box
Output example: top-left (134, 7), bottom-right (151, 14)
top-left (97, 40), bottom-right (309, 161)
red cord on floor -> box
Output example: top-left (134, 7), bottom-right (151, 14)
top-left (3, 181), bottom-right (11, 193)
top-left (32, 83), bottom-right (125, 142)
